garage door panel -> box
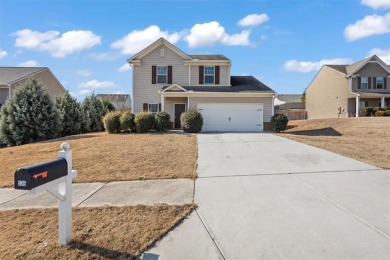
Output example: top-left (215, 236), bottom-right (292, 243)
top-left (198, 103), bottom-right (263, 132)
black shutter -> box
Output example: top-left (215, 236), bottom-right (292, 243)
top-left (373, 77), bottom-right (377, 89)
top-left (168, 66), bottom-right (172, 84)
top-left (358, 77), bottom-right (361, 89)
top-left (384, 77), bottom-right (387, 89)
top-left (152, 66), bottom-right (156, 84)
top-left (215, 66), bottom-right (220, 84)
top-left (368, 77), bottom-right (372, 89)
top-left (143, 103), bottom-right (148, 112)
top-left (158, 103), bottom-right (161, 112)
top-left (199, 66), bottom-right (204, 84)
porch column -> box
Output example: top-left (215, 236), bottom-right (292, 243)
top-left (161, 95), bottom-right (165, 111)
top-left (381, 96), bottom-right (385, 108)
top-left (355, 95), bottom-right (360, 118)
top-left (187, 96), bottom-right (190, 111)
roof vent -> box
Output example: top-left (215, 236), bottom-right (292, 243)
top-left (160, 48), bottom-right (165, 57)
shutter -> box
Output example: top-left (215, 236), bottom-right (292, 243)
top-left (159, 103), bottom-right (161, 112)
top-left (215, 66), bottom-right (220, 84)
top-left (373, 77), bottom-right (377, 89)
top-left (368, 77), bottom-right (371, 89)
top-left (143, 103), bottom-right (148, 112)
top-left (357, 77), bottom-right (361, 89)
top-left (152, 66), bottom-right (156, 84)
top-left (168, 66), bottom-right (172, 84)
top-left (199, 66), bottom-right (204, 84)
top-left (384, 77), bottom-right (387, 89)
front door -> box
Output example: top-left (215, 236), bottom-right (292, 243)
top-left (174, 104), bottom-right (186, 128)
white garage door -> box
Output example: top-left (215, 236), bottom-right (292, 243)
top-left (198, 103), bottom-right (263, 132)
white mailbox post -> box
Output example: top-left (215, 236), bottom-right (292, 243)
top-left (14, 142), bottom-right (77, 246)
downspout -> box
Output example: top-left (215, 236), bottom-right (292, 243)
top-left (271, 94), bottom-right (275, 116)
top-left (130, 63), bottom-right (134, 112)
top-left (348, 75), bottom-right (360, 117)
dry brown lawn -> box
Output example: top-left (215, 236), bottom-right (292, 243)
top-left (0, 132), bottom-right (197, 187)
top-left (278, 117), bottom-right (390, 169)
top-left (0, 204), bottom-right (195, 259)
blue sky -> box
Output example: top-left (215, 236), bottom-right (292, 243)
top-left (0, 0), bottom-right (389, 100)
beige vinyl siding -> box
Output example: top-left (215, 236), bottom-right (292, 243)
top-left (306, 66), bottom-right (355, 119)
top-left (188, 97), bottom-right (273, 122)
top-left (164, 97), bottom-right (188, 122)
top-left (351, 63), bottom-right (390, 92)
top-left (189, 65), bottom-right (230, 86)
top-left (0, 87), bottom-right (9, 105)
top-left (10, 70), bottom-right (65, 98)
top-left (133, 45), bottom-right (189, 113)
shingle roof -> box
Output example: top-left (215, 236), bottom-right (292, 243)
top-left (326, 65), bottom-right (347, 74)
top-left (188, 55), bottom-right (230, 61)
top-left (0, 67), bottom-right (46, 85)
top-left (96, 94), bottom-right (131, 102)
top-left (162, 76), bottom-right (274, 93)
top-left (346, 56), bottom-right (372, 75)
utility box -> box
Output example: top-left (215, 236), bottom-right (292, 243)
top-left (14, 158), bottom-right (68, 190)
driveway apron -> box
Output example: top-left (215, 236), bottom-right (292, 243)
top-left (144, 133), bottom-right (390, 259)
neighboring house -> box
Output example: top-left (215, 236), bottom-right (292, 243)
top-left (0, 67), bottom-right (66, 105)
top-left (97, 94), bottom-right (132, 110)
top-left (127, 38), bottom-right (275, 132)
top-left (275, 94), bottom-right (306, 120)
top-left (306, 55), bottom-right (390, 119)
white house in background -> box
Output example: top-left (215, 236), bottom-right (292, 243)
top-left (127, 38), bottom-right (275, 132)
top-left (97, 94), bottom-right (132, 110)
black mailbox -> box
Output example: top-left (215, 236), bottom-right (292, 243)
top-left (14, 158), bottom-right (68, 190)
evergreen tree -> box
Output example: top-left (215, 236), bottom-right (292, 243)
top-left (55, 91), bottom-right (83, 136)
top-left (81, 93), bottom-right (105, 132)
top-left (102, 99), bottom-right (115, 113)
top-left (0, 78), bottom-right (61, 146)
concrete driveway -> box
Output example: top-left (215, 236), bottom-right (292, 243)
top-left (143, 133), bottom-right (390, 259)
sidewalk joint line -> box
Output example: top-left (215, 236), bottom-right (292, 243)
top-left (75, 182), bottom-right (108, 207)
top-left (0, 192), bottom-right (27, 206)
top-left (195, 209), bottom-right (226, 260)
top-left (293, 174), bottom-right (390, 239)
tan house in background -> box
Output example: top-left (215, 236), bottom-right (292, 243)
top-left (306, 55), bottom-right (390, 119)
top-left (0, 67), bottom-right (66, 106)
top-left (127, 38), bottom-right (275, 132)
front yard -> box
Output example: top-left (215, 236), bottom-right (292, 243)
top-left (0, 132), bottom-right (197, 187)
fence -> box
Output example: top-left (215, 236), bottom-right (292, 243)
top-left (276, 109), bottom-right (307, 120)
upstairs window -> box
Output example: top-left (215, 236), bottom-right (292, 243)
top-left (204, 66), bottom-right (215, 84)
top-left (376, 77), bottom-right (384, 89)
top-left (360, 77), bottom-right (368, 89)
top-left (157, 66), bottom-right (167, 84)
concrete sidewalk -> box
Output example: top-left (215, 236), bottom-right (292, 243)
top-left (0, 179), bottom-right (194, 211)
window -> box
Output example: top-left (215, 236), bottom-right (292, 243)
top-left (204, 66), bottom-right (214, 84)
top-left (361, 77), bottom-right (368, 89)
top-left (148, 104), bottom-right (159, 113)
top-left (360, 101), bottom-right (369, 108)
top-left (157, 66), bottom-right (167, 84)
top-left (376, 77), bottom-right (384, 89)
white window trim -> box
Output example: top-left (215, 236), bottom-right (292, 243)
top-left (376, 77), bottom-right (384, 89)
top-left (148, 103), bottom-right (159, 113)
top-left (204, 66), bottom-right (215, 84)
top-left (157, 65), bottom-right (167, 84)
top-left (361, 77), bottom-right (368, 89)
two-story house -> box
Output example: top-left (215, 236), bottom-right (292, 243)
top-left (0, 67), bottom-right (66, 106)
top-left (127, 38), bottom-right (275, 132)
top-left (306, 55), bottom-right (390, 119)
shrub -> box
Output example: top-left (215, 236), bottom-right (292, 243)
top-left (135, 112), bottom-right (155, 133)
top-left (181, 109), bottom-right (203, 133)
top-left (102, 99), bottom-right (115, 113)
top-left (365, 107), bottom-right (375, 116)
top-left (384, 110), bottom-right (390, 117)
top-left (103, 111), bottom-right (122, 133)
top-left (154, 111), bottom-right (171, 132)
top-left (55, 91), bottom-right (83, 136)
top-left (375, 111), bottom-right (385, 117)
top-left (120, 110), bottom-right (136, 132)
top-left (81, 93), bottom-right (105, 132)
top-left (0, 78), bottom-right (61, 146)
top-left (271, 113), bottom-right (288, 133)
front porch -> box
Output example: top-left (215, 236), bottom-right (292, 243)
top-left (348, 94), bottom-right (390, 117)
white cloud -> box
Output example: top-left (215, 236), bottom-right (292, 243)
top-left (12, 29), bottom-right (101, 57)
top-left (118, 63), bottom-right (132, 72)
top-left (78, 80), bottom-right (115, 89)
top-left (344, 13), bottom-right (390, 41)
top-left (283, 58), bottom-right (352, 73)
top-left (18, 60), bottom-right (39, 67)
top-left (185, 21), bottom-right (251, 48)
top-left (238, 13), bottom-right (269, 27)
top-left (0, 49), bottom-right (8, 58)
top-left (368, 48), bottom-right (390, 63)
top-left (111, 25), bottom-right (181, 55)
top-left (76, 70), bottom-right (91, 77)
top-left (361, 0), bottom-right (390, 9)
